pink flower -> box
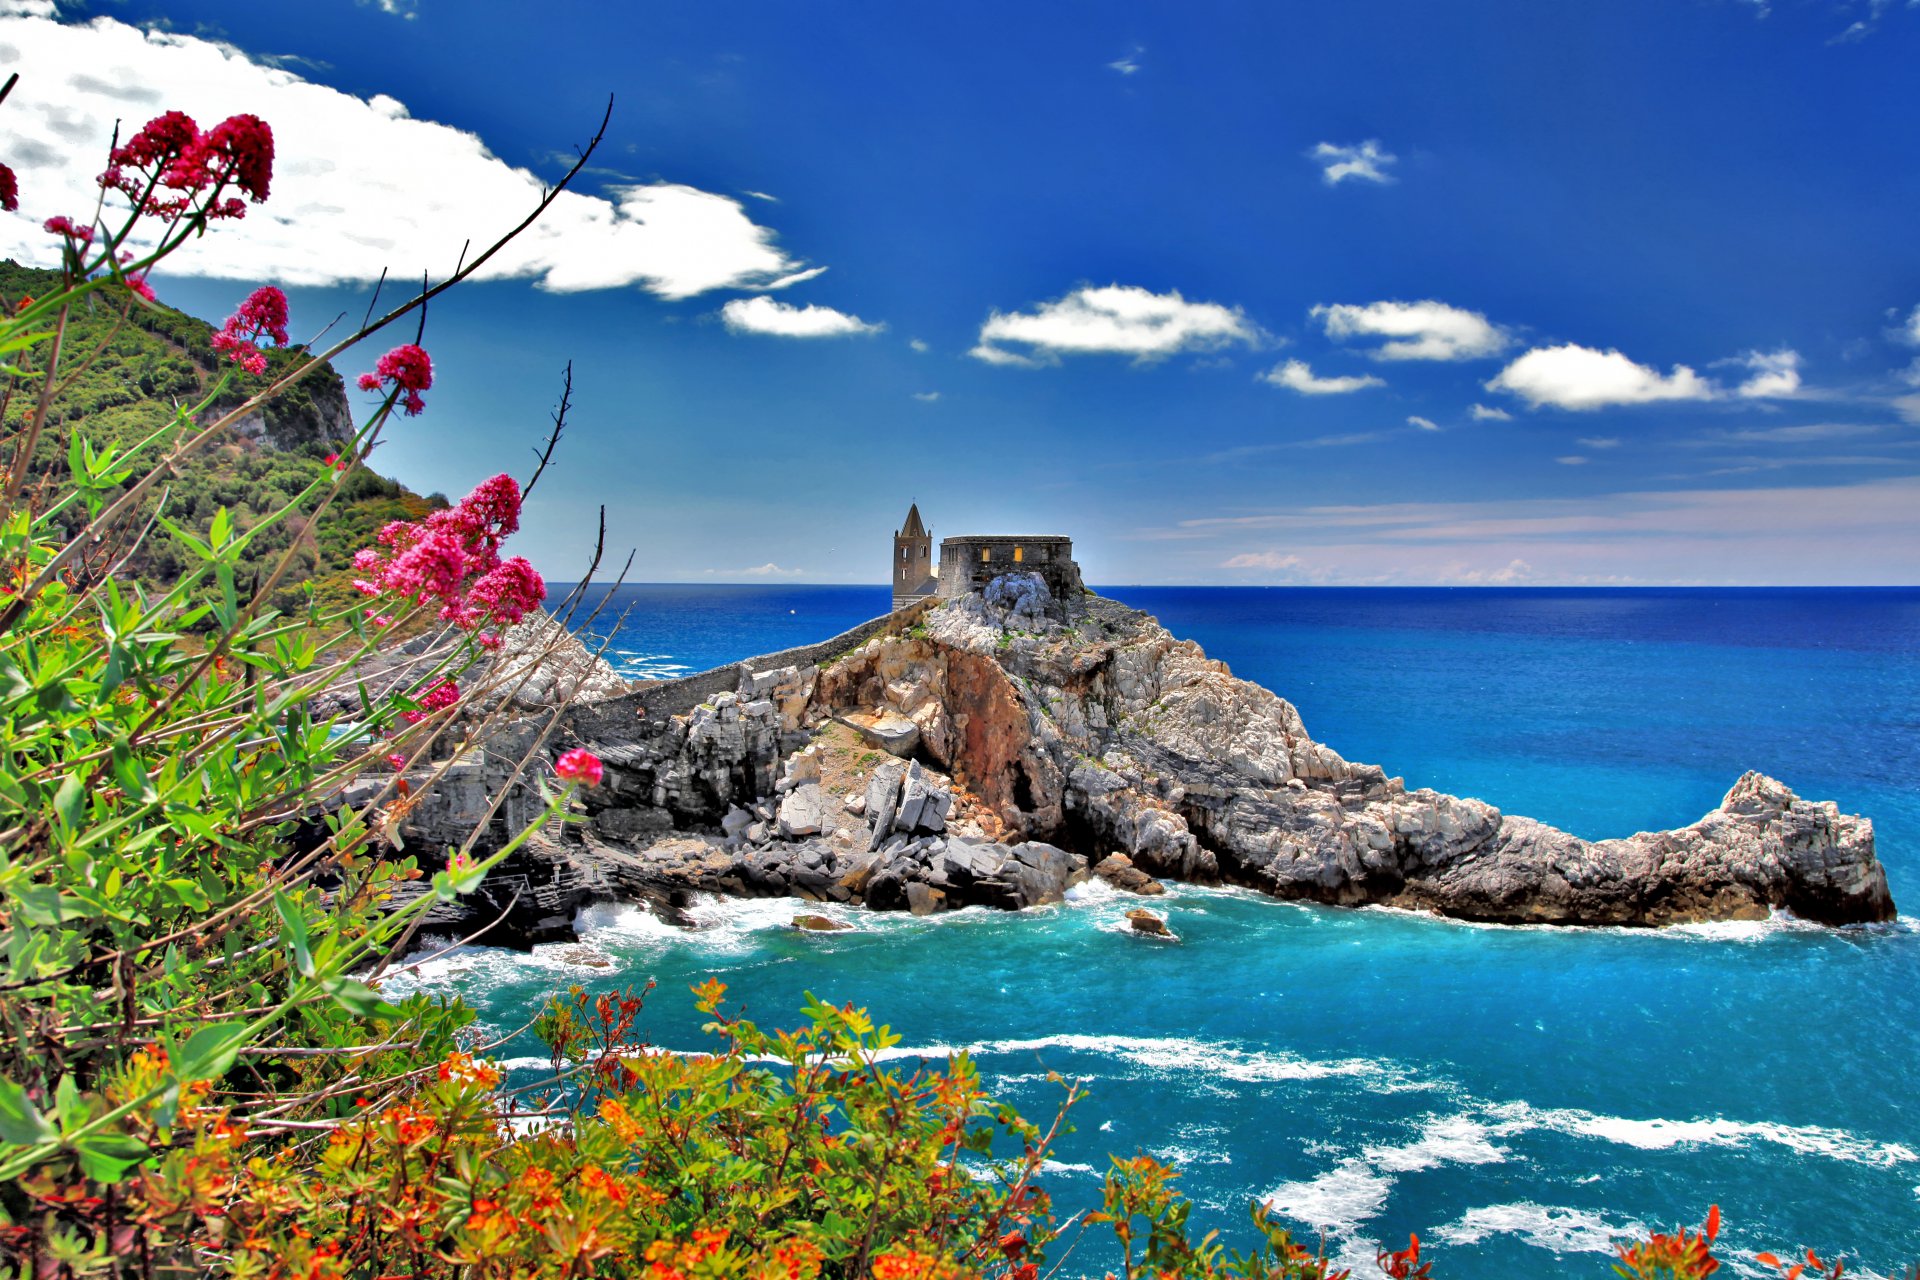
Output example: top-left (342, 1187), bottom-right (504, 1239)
top-left (420, 679), bottom-right (460, 711)
top-left (386, 753), bottom-right (407, 770)
top-left (357, 343), bottom-right (432, 415)
top-left (198, 113), bottom-right (274, 202)
top-left (555, 748), bottom-right (604, 787)
top-left (0, 164), bottom-right (17, 213)
top-left (463, 557), bottom-right (545, 628)
top-left (402, 710), bottom-right (427, 726)
top-left (126, 273), bottom-right (156, 304)
top-left (477, 631), bottom-right (502, 650)
top-left (232, 285), bottom-right (290, 346)
top-left (111, 111), bottom-right (199, 171)
top-left (209, 286), bottom-right (289, 377)
top-left (43, 216), bottom-right (93, 244)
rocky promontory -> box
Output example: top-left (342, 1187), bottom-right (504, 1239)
top-left (383, 580), bottom-right (1895, 944)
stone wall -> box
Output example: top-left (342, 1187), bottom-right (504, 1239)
top-left (569, 596), bottom-right (941, 736)
top-left (937, 535), bottom-right (1081, 600)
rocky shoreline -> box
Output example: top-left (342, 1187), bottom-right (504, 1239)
top-left (376, 583), bottom-right (1896, 948)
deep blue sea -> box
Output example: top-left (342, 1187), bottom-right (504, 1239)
top-left (398, 586), bottom-right (1920, 1275)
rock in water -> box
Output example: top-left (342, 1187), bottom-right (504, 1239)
top-left (790, 914), bottom-right (850, 932)
top-left (1126, 908), bottom-right (1174, 938)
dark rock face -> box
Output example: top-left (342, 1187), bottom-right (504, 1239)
top-left (383, 591), bottom-right (1894, 941)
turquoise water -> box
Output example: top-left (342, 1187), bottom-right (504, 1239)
top-left (400, 586), bottom-right (1920, 1274)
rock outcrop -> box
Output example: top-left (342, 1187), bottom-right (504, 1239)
top-left (385, 585), bottom-right (1895, 943)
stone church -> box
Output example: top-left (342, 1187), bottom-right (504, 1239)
top-left (891, 503), bottom-right (1081, 610)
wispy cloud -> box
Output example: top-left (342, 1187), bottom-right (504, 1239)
top-left (1314, 299), bottom-right (1510, 361)
top-left (360, 0), bottom-right (418, 19)
top-left (703, 563), bottom-right (805, 578)
top-left (972, 284), bottom-right (1257, 366)
top-left (720, 296), bottom-right (883, 338)
top-left (912, 391), bottom-right (941, 402)
top-left (1221, 551), bottom-right (1303, 571)
top-left (1309, 139), bottom-right (1397, 186)
top-left (909, 338), bottom-right (930, 353)
top-left (1408, 415), bottom-right (1441, 432)
top-left (0, 11), bottom-right (820, 297)
top-left (1577, 436), bottom-right (1622, 449)
top-left (1108, 44), bottom-right (1144, 75)
top-left (1128, 475), bottom-right (1920, 583)
top-left (1470, 403), bottom-right (1512, 421)
top-left (1261, 359), bottom-right (1385, 395)
top-left (1556, 455), bottom-right (1589, 465)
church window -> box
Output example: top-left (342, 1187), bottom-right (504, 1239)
top-left (1014, 546), bottom-right (1024, 563)
top-left (981, 548), bottom-right (991, 563)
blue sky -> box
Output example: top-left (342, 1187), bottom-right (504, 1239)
top-left (4, 0), bottom-right (1919, 584)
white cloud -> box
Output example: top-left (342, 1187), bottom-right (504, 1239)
top-left (1309, 139), bottom-right (1397, 186)
top-left (1261, 359), bottom-right (1385, 395)
top-left (741, 189), bottom-right (779, 203)
top-left (972, 284), bottom-right (1256, 365)
top-left (1108, 45), bottom-right (1144, 75)
top-left (1222, 551), bottom-right (1303, 571)
top-left (1486, 344), bottom-right (1714, 410)
top-left (719, 296), bottom-right (882, 338)
top-left (1577, 436), bottom-right (1622, 449)
top-left (362, 0), bottom-right (418, 18)
top-left (1900, 304), bottom-right (1920, 346)
top-left (1441, 558), bottom-right (1535, 585)
top-left (912, 391), bottom-right (940, 402)
top-left (1734, 348), bottom-right (1802, 398)
top-left (1556, 455), bottom-right (1589, 465)
top-left (0, 12), bottom-right (818, 297)
top-left (1896, 393), bottom-right (1920, 425)
top-left (909, 338), bottom-right (930, 353)
top-left (1313, 300), bottom-right (1511, 361)
top-left (703, 563), bottom-right (805, 578)
top-left (1470, 403), bottom-right (1512, 421)
top-left (1408, 415), bottom-right (1441, 432)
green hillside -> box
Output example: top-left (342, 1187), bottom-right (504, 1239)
top-left (0, 260), bottom-right (444, 618)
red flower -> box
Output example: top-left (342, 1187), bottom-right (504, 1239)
top-left (198, 113), bottom-right (274, 202)
top-left (0, 164), bottom-right (17, 212)
top-left (357, 343), bottom-right (433, 415)
top-left (112, 111), bottom-right (199, 171)
top-left (43, 216), bottom-right (93, 244)
top-left (555, 748), bottom-right (604, 787)
top-left (209, 285), bottom-right (289, 377)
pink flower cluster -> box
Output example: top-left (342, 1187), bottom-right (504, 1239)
top-left (400, 677), bottom-right (461, 725)
top-left (43, 216), bottom-right (93, 245)
top-left (351, 473), bottom-right (546, 631)
top-left (555, 748), bottom-right (604, 787)
top-left (208, 285), bottom-right (290, 376)
top-left (0, 164), bottom-right (17, 213)
top-left (100, 110), bottom-right (274, 221)
top-left (357, 343), bottom-right (433, 416)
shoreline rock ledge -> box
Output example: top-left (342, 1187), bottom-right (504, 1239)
top-left (395, 589), bottom-right (1896, 941)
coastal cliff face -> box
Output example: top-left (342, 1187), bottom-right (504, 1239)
top-left (391, 587), bottom-right (1894, 940)
top-left (792, 590), bottom-right (1893, 926)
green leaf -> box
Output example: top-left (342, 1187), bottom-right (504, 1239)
top-left (72, 1132), bottom-right (151, 1183)
top-left (322, 977), bottom-right (401, 1019)
top-left (172, 1022), bottom-right (246, 1081)
top-left (52, 775), bottom-right (84, 831)
top-left (275, 890), bottom-right (313, 978)
top-left (0, 1079), bottom-right (55, 1146)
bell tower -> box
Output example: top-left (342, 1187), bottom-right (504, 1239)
top-left (892, 503), bottom-right (937, 610)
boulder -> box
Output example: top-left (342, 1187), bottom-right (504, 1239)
top-left (840, 711), bottom-right (921, 758)
top-left (791, 914), bottom-right (850, 932)
top-left (1126, 908), bottom-right (1174, 939)
top-left (904, 881), bottom-right (946, 916)
top-left (893, 761), bottom-right (953, 835)
top-left (866, 762), bottom-right (905, 851)
top-left (777, 783), bottom-right (832, 837)
top-left (1092, 852), bottom-right (1165, 895)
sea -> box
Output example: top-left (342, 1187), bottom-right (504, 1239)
top-left (389, 585), bottom-right (1920, 1275)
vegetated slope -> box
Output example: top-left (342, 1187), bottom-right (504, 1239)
top-left (0, 260), bottom-right (443, 617)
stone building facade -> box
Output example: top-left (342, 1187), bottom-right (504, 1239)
top-left (890, 505), bottom-right (1083, 610)
top-left (936, 534), bottom-right (1081, 601)
top-left (892, 503), bottom-right (939, 610)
